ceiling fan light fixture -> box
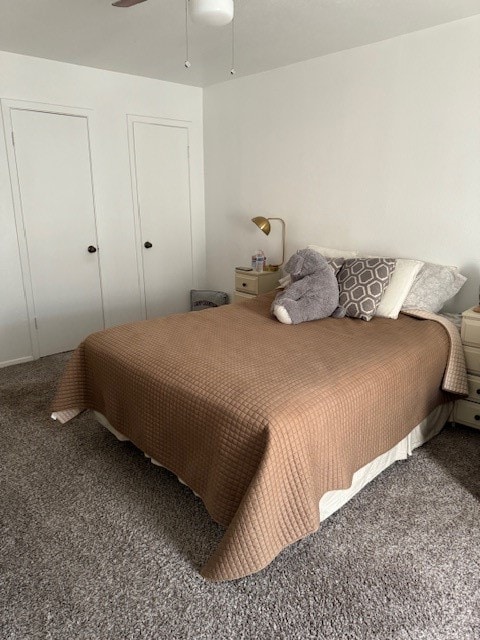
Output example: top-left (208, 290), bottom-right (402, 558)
top-left (189, 0), bottom-right (234, 27)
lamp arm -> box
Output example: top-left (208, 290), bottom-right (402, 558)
top-left (267, 217), bottom-right (286, 267)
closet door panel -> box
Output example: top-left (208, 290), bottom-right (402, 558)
top-left (11, 109), bottom-right (104, 356)
top-left (133, 122), bottom-right (193, 318)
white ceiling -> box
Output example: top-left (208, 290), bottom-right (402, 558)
top-left (1, 0), bottom-right (480, 87)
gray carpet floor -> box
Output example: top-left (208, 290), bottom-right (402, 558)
top-left (1, 353), bottom-right (480, 640)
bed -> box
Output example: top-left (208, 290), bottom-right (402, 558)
top-left (51, 291), bottom-right (467, 582)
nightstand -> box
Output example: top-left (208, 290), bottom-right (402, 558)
top-left (233, 269), bottom-right (280, 303)
top-left (453, 308), bottom-right (480, 431)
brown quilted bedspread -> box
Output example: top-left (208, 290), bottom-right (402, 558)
top-left (51, 293), bottom-right (465, 581)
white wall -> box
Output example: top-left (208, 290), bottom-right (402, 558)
top-left (0, 51), bottom-right (205, 366)
top-left (204, 16), bottom-right (480, 312)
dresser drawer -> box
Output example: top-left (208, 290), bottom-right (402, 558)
top-left (467, 374), bottom-right (480, 402)
top-left (461, 314), bottom-right (480, 347)
top-left (235, 273), bottom-right (258, 294)
top-left (463, 346), bottom-right (480, 375)
top-left (454, 399), bottom-right (480, 430)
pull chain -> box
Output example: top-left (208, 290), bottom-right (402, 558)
top-left (230, 16), bottom-right (235, 76)
top-left (184, 0), bottom-right (236, 76)
top-left (184, 0), bottom-right (191, 69)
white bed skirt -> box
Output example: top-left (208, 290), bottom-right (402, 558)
top-left (319, 402), bottom-right (452, 520)
top-left (84, 402), bottom-right (453, 524)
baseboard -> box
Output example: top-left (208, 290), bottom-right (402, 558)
top-left (0, 355), bottom-right (34, 368)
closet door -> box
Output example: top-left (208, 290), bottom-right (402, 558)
top-left (10, 108), bottom-right (104, 357)
top-left (131, 121), bottom-right (193, 318)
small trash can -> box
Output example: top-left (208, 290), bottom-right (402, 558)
top-left (190, 289), bottom-right (229, 311)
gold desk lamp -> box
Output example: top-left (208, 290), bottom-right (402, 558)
top-left (251, 216), bottom-right (286, 271)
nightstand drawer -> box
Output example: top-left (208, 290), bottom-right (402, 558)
top-left (454, 399), bottom-right (480, 430)
top-left (235, 273), bottom-right (258, 294)
top-left (461, 315), bottom-right (480, 347)
top-left (233, 291), bottom-right (255, 303)
top-left (234, 269), bottom-right (279, 299)
top-left (467, 374), bottom-right (480, 402)
top-left (463, 346), bottom-right (480, 375)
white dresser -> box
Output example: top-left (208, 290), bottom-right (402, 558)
top-left (453, 307), bottom-right (480, 431)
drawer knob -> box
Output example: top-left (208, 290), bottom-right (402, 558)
top-left (476, 389), bottom-right (480, 395)
top-left (242, 282), bottom-right (247, 287)
top-left (475, 415), bottom-right (480, 421)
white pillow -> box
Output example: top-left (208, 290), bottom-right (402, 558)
top-left (308, 245), bottom-right (358, 259)
top-left (375, 259), bottom-right (424, 319)
top-left (402, 263), bottom-right (467, 313)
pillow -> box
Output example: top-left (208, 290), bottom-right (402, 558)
top-left (308, 245), bottom-right (358, 259)
top-left (402, 263), bottom-right (467, 313)
top-left (338, 258), bottom-right (396, 321)
top-left (375, 259), bottom-right (424, 319)
top-left (326, 257), bottom-right (344, 276)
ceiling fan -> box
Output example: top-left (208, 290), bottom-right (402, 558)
top-left (112, 0), bottom-right (234, 27)
top-left (112, 0), bottom-right (147, 7)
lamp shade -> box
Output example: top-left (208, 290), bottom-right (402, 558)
top-left (251, 216), bottom-right (271, 235)
top-left (251, 216), bottom-right (286, 268)
top-left (189, 0), bottom-right (234, 26)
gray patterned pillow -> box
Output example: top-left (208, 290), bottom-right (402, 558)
top-left (402, 263), bottom-right (467, 313)
top-left (338, 258), bottom-right (396, 321)
top-left (326, 257), bottom-right (344, 276)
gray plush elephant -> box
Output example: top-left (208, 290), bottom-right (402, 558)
top-left (272, 248), bottom-right (345, 324)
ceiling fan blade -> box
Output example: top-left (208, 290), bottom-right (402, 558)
top-left (112, 0), bottom-right (147, 7)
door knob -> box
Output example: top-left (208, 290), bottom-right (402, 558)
top-left (144, 241), bottom-right (153, 249)
top-left (87, 245), bottom-right (97, 253)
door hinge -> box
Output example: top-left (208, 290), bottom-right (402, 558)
top-left (11, 130), bottom-right (15, 146)
top-left (34, 317), bottom-right (38, 330)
